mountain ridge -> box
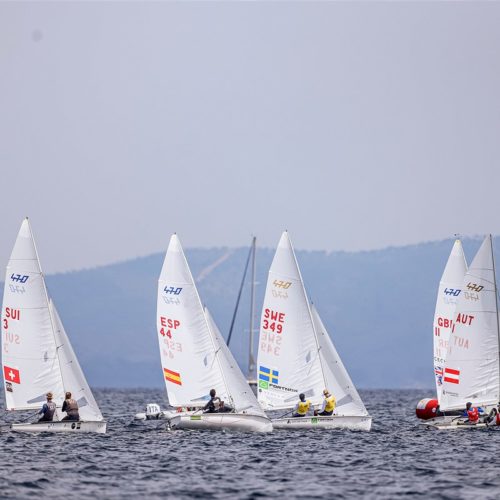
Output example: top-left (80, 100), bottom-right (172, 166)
top-left (1, 236), bottom-right (496, 390)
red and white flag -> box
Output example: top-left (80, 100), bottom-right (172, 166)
top-left (3, 365), bottom-right (21, 384)
top-left (444, 367), bottom-right (460, 385)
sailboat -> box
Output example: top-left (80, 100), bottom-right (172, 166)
top-left (156, 234), bottom-right (272, 432)
top-left (422, 235), bottom-right (500, 430)
top-left (257, 231), bottom-right (371, 431)
top-left (416, 239), bottom-right (468, 421)
top-left (1, 218), bottom-right (106, 433)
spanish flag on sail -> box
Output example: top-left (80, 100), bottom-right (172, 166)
top-left (164, 368), bottom-right (182, 385)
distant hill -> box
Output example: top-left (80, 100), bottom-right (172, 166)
top-left (0, 237), bottom-right (494, 389)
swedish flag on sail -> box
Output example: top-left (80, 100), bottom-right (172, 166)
top-left (259, 366), bottom-right (278, 389)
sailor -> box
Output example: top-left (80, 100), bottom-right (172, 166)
top-left (485, 403), bottom-right (500, 426)
top-left (203, 389), bottom-right (221, 413)
top-left (318, 389), bottom-right (336, 416)
top-left (217, 400), bottom-right (234, 413)
top-left (61, 391), bottom-right (80, 421)
top-left (464, 402), bottom-right (479, 424)
top-left (37, 392), bottom-right (56, 422)
top-left (292, 393), bottom-right (311, 417)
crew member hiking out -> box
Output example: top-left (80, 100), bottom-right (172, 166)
top-left (203, 389), bottom-right (221, 413)
top-left (62, 391), bottom-right (80, 421)
top-left (293, 393), bottom-right (311, 417)
top-left (317, 389), bottom-right (336, 416)
top-left (38, 392), bottom-right (56, 422)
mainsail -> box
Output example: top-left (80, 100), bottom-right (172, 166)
top-left (440, 235), bottom-right (500, 411)
top-left (1, 218), bottom-right (102, 421)
top-left (257, 231), bottom-right (365, 412)
top-left (156, 234), bottom-right (230, 407)
top-left (433, 240), bottom-right (467, 402)
top-left (2, 219), bottom-right (64, 410)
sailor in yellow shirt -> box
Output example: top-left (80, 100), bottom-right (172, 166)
top-left (318, 389), bottom-right (336, 416)
top-left (292, 393), bottom-right (311, 417)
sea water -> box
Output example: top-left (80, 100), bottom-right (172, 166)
top-left (0, 388), bottom-right (499, 499)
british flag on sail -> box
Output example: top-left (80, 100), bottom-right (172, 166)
top-left (434, 366), bottom-right (443, 386)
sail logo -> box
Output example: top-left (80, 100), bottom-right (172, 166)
top-left (466, 283), bottom-right (484, 293)
top-left (164, 286), bottom-right (182, 295)
top-left (259, 366), bottom-right (279, 389)
top-left (10, 274), bottom-right (29, 284)
top-left (164, 368), bottom-right (182, 386)
top-left (464, 291), bottom-right (479, 302)
top-left (443, 367), bottom-right (460, 385)
top-left (443, 288), bottom-right (461, 296)
top-left (3, 365), bottom-right (20, 384)
top-left (9, 285), bottom-right (26, 295)
top-left (273, 280), bottom-right (291, 289)
top-left (163, 297), bottom-right (181, 306)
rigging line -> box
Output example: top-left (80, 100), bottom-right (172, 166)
top-left (226, 241), bottom-right (253, 346)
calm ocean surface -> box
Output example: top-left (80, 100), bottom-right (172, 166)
top-left (0, 388), bottom-right (499, 499)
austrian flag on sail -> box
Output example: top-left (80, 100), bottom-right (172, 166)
top-left (443, 368), bottom-right (460, 385)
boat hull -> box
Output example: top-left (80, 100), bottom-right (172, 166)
top-left (421, 417), bottom-right (488, 430)
top-left (272, 415), bottom-right (372, 431)
top-left (11, 421), bottom-right (107, 434)
top-left (169, 413), bottom-right (272, 433)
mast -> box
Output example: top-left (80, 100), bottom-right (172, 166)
top-left (248, 236), bottom-right (256, 379)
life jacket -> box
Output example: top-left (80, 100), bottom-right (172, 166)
top-left (65, 398), bottom-right (79, 417)
top-left (297, 400), bottom-right (310, 415)
top-left (40, 401), bottom-right (56, 421)
top-left (496, 412), bottom-right (500, 426)
top-left (45, 401), bottom-right (56, 419)
top-left (324, 395), bottom-right (336, 413)
top-left (467, 407), bottom-right (479, 422)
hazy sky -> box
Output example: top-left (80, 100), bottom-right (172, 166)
top-left (1, 1), bottom-right (500, 273)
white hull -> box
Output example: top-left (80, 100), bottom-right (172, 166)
top-left (11, 420), bottom-right (107, 434)
top-left (169, 413), bottom-right (272, 433)
top-left (272, 414), bottom-right (372, 431)
top-left (421, 417), bottom-right (488, 430)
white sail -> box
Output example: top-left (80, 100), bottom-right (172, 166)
top-left (49, 300), bottom-right (103, 421)
top-left (204, 307), bottom-right (266, 416)
top-left (432, 239), bottom-right (467, 403)
top-left (440, 235), bottom-right (500, 411)
top-left (310, 304), bottom-right (368, 416)
top-left (257, 232), bottom-right (326, 410)
top-left (156, 235), bottom-right (229, 407)
top-left (1, 219), bottom-right (64, 410)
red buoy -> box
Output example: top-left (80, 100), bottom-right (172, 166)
top-left (415, 398), bottom-right (439, 420)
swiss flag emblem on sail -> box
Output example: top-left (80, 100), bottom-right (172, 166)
top-left (444, 367), bottom-right (460, 385)
top-left (3, 365), bottom-right (21, 384)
